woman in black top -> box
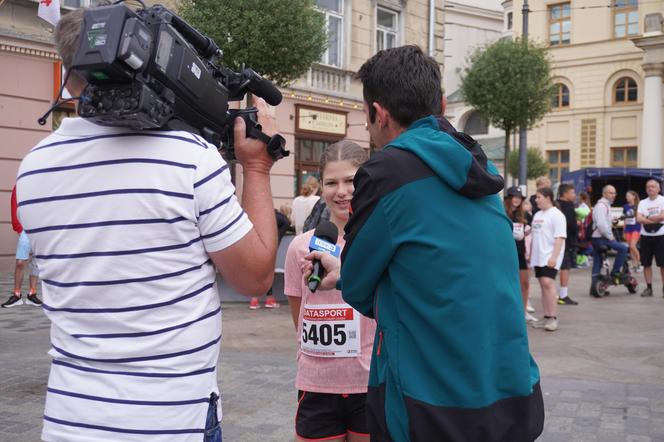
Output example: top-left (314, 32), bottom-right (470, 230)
top-left (504, 186), bottom-right (535, 321)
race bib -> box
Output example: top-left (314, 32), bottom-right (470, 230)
top-left (647, 206), bottom-right (662, 217)
top-left (301, 303), bottom-right (361, 358)
top-left (513, 222), bottom-right (525, 241)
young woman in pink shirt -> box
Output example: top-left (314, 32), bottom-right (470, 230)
top-left (284, 140), bottom-right (375, 442)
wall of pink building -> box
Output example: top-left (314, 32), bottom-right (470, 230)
top-left (0, 52), bottom-right (54, 271)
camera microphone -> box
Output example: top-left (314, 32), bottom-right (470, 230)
top-left (247, 71), bottom-right (282, 106)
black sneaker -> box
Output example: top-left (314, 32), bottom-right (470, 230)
top-left (558, 296), bottom-right (579, 305)
top-left (640, 287), bottom-right (653, 297)
top-left (25, 294), bottom-right (43, 306)
top-left (1, 294), bottom-right (23, 308)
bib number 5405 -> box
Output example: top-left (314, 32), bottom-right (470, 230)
top-left (302, 323), bottom-right (347, 346)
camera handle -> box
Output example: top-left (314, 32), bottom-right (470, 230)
top-left (228, 108), bottom-right (289, 161)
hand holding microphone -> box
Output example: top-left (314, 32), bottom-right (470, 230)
top-left (304, 221), bottom-right (341, 292)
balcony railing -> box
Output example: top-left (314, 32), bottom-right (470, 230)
top-left (306, 64), bottom-right (354, 95)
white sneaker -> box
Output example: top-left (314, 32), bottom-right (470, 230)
top-left (525, 312), bottom-right (537, 322)
top-left (531, 318), bottom-right (547, 329)
top-left (544, 317), bottom-right (559, 332)
top-left (526, 301), bottom-right (535, 313)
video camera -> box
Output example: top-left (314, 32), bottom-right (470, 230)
top-left (42, 2), bottom-right (288, 162)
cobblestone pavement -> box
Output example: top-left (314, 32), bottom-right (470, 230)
top-left (0, 266), bottom-right (663, 441)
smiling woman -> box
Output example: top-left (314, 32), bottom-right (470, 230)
top-left (284, 140), bottom-right (373, 442)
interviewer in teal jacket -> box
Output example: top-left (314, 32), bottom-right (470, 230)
top-left (305, 45), bottom-right (543, 442)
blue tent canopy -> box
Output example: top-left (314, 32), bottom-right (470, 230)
top-left (561, 167), bottom-right (664, 204)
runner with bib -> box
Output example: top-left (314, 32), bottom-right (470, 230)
top-left (284, 141), bottom-right (374, 442)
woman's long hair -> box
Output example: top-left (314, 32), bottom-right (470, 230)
top-left (626, 190), bottom-right (640, 209)
top-left (504, 197), bottom-right (525, 224)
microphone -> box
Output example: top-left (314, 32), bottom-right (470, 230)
top-left (307, 220), bottom-right (340, 293)
top-left (245, 69), bottom-right (282, 106)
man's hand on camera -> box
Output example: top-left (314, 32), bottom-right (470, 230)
top-left (234, 97), bottom-right (278, 174)
top-left (303, 251), bottom-right (341, 291)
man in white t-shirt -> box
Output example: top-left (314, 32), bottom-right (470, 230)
top-left (636, 178), bottom-right (664, 297)
top-left (590, 185), bottom-right (629, 297)
top-left (16, 8), bottom-right (280, 442)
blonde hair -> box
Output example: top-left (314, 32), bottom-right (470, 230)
top-left (301, 176), bottom-right (320, 197)
top-left (319, 140), bottom-right (369, 179)
top-left (535, 176), bottom-right (552, 189)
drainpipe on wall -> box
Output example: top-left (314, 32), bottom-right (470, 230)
top-left (429, 0), bottom-right (436, 57)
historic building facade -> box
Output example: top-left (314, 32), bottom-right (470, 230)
top-left (503, 0), bottom-right (664, 184)
top-left (442, 0), bottom-right (505, 174)
top-left (0, 0), bottom-right (444, 270)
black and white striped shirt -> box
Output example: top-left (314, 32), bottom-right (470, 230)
top-left (17, 118), bottom-right (252, 442)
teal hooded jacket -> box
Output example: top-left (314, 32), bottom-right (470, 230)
top-left (339, 116), bottom-right (544, 442)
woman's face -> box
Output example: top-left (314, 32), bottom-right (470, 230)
top-left (321, 160), bottom-right (358, 226)
top-left (510, 195), bottom-right (523, 209)
top-left (626, 192), bottom-right (635, 204)
top-left (535, 192), bottom-right (552, 210)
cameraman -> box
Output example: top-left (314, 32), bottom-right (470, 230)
top-left (590, 185), bottom-right (628, 297)
top-left (305, 46), bottom-right (543, 442)
top-left (16, 8), bottom-right (278, 442)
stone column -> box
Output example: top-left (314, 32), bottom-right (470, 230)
top-left (641, 63), bottom-right (664, 168)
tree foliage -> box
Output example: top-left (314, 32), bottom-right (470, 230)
top-left (178, 0), bottom-right (327, 86)
top-left (507, 148), bottom-right (549, 180)
top-left (460, 38), bottom-right (553, 173)
top-left (461, 38), bottom-right (553, 134)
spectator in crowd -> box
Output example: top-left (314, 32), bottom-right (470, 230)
top-left (2, 185), bottom-right (41, 308)
top-left (285, 140), bottom-right (374, 442)
top-left (636, 178), bottom-right (664, 297)
top-left (557, 184), bottom-right (579, 305)
top-left (504, 186), bottom-right (536, 322)
top-left (623, 190), bottom-right (642, 273)
top-left (292, 176), bottom-right (320, 234)
top-left (578, 191), bottom-right (591, 212)
top-left (530, 176), bottom-right (552, 215)
top-left (590, 185), bottom-right (629, 297)
top-left (530, 187), bottom-right (567, 332)
top-left (575, 191), bottom-right (593, 268)
top-left (302, 198), bottom-right (330, 232)
top-left (249, 207), bottom-right (292, 309)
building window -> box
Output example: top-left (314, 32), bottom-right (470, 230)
top-left (580, 119), bottom-right (597, 167)
top-left (611, 146), bottom-right (638, 167)
top-left (614, 0), bottom-right (639, 38)
top-left (614, 77), bottom-right (638, 103)
top-left (552, 83), bottom-right (570, 108)
top-left (507, 12), bottom-right (513, 30)
top-left (549, 3), bottom-right (571, 46)
top-left (317, 0), bottom-right (344, 67)
top-left (547, 150), bottom-right (570, 183)
top-left (376, 7), bottom-right (399, 52)
top-left (464, 111), bottom-right (489, 135)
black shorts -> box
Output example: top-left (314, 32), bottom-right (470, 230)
top-left (640, 235), bottom-right (664, 267)
top-left (560, 246), bottom-right (574, 270)
top-left (296, 390), bottom-right (369, 440)
top-left (517, 253), bottom-right (528, 270)
top-left (534, 266), bottom-right (558, 279)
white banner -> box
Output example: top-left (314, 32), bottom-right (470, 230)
top-left (38, 0), bottom-right (61, 26)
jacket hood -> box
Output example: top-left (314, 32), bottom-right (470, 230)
top-left (386, 115), bottom-right (504, 198)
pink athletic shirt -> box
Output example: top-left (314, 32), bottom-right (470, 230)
top-left (284, 230), bottom-right (376, 394)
